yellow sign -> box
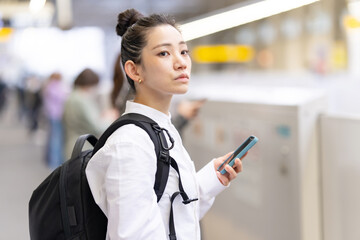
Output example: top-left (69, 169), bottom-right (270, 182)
top-left (192, 45), bottom-right (254, 63)
top-left (344, 16), bottom-right (360, 29)
top-left (0, 27), bottom-right (13, 42)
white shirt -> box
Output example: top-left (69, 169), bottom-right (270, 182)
top-left (86, 101), bottom-right (226, 240)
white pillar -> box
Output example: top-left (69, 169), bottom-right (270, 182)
top-left (56, 0), bottom-right (73, 29)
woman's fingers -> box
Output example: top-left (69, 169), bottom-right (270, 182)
top-left (214, 151), bottom-right (233, 170)
top-left (215, 152), bottom-right (247, 186)
top-left (224, 163), bottom-right (238, 181)
top-left (216, 171), bottom-right (229, 186)
top-left (232, 158), bottom-right (243, 173)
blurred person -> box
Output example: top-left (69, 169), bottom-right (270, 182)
top-left (0, 76), bottom-right (8, 117)
top-left (86, 9), bottom-right (247, 240)
top-left (110, 53), bottom-right (205, 135)
top-left (172, 98), bottom-right (206, 135)
top-left (24, 75), bottom-right (43, 133)
top-left (42, 72), bottom-right (69, 169)
top-left (63, 68), bottom-right (119, 159)
top-left (15, 77), bottom-right (27, 122)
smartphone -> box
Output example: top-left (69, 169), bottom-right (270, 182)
top-left (217, 135), bottom-right (258, 174)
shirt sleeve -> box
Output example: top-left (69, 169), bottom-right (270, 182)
top-left (86, 125), bottom-right (168, 239)
top-left (196, 159), bottom-right (228, 219)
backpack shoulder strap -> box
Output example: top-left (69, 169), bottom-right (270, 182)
top-left (93, 113), bottom-right (157, 154)
top-left (92, 113), bottom-right (171, 202)
top-left (71, 134), bottom-right (97, 159)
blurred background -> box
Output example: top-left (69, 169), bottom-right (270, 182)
top-left (1, 0), bottom-right (360, 239)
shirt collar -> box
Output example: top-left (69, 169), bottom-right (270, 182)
top-left (123, 101), bottom-right (172, 127)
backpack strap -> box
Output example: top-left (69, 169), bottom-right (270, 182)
top-left (93, 113), bottom-right (159, 154)
top-left (92, 113), bottom-right (172, 202)
top-left (61, 134), bottom-right (99, 239)
top-left (71, 134), bottom-right (98, 159)
top-left (91, 113), bottom-right (197, 240)
top-left (59, 160), bottom-right (71, 239)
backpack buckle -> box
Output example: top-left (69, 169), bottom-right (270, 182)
top-left (152, 125), bottom-right (174, 151)
top-left (179, 191), bottom-right (198, 205)
top-left (159, 150), bottom-right (171, 164)
top-left (182, 198), bottom-right (198, 204)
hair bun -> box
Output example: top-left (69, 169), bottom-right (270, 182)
top-left (116, 9), bottom-right (144, 37)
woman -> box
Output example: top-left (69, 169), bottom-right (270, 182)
top-left (110, 52), bottom-right (205, 136)
top-left (42, 72), bottom-right (68, 168)
top-left (63, 68), bottom-right (118, 158)
top-left (86, 9), bottom-right (244, 239)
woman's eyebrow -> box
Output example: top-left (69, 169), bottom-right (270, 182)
top-left (152, 41), bottom-right (187, 50)
top-left (152, 43), bottom-right (171, 50)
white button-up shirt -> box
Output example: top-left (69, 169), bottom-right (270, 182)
top-left (86, 101), bottom-right (226, 239)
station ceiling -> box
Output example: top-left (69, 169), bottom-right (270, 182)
top-left (0, 0), bottom-right (247, 28)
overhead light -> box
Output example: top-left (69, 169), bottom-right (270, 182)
top-left (180, 0), bottom-right (319, 41)
top-left (29, 0), bottom-right (47, 14)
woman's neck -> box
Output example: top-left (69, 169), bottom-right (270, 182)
top-left (133, 92), bottom-right (172, 115)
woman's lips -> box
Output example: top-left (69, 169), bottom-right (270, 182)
top-left (175, 73), bottom-right (189, 83)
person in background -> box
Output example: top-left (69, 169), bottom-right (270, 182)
top-left (86, 9), bottom-right (245, 239)
top-left (25, 75), bottom-right (43, 133)
top-left (42, 72), bottom-right (69, 169)
top-left (0, 76), bottom-right (8, 117)
top-left (15, 76), bottom-right (27, 122)
top-left (171, 98), bottom-right (206, 135)
top-left (110, 53), bottom-right (205, 135)
top-left (63, 68), bottom-right (119, 159)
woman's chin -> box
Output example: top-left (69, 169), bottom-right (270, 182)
top-left (174, 85), bottom-right (189, 95)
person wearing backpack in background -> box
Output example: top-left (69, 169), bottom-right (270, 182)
top-left (85, 8), bottom-right (246, 240)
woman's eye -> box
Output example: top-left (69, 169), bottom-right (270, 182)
top-left (181, 50), bottom-right (189, 55)
top-left (159, 51), bottom-right (169, 56)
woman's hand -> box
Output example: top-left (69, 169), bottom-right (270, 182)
top-left (214, 151), bottom-right (247, 186)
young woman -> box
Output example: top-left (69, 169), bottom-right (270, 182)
top-left (110, 52), bottom-right (205, 136)
top-left (86, 9), bottom-right (245, 240)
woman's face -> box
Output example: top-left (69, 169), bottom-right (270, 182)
top-left (137, 24), bottom-right (192, 97)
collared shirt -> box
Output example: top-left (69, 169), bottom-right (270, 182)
top-left (86, 101), bottom-right (226, 239)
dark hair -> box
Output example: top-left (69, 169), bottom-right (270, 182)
top-left (116, 8), bottom-right (178, 90)
top-left (73, 68), bottom-right (99, 88)
top-left (49, 72), bottom-right (62, 81)
top-left (111, 54), bottom-right (124, 107)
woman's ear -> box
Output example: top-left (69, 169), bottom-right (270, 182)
top-left (124, 60), bottom-right (141, 84)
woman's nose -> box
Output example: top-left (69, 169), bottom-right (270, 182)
top-left (174, 54), bottom-right (187, 70)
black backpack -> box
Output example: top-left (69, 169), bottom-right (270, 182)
top-left (28, 113), bottom-right (195, 240)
